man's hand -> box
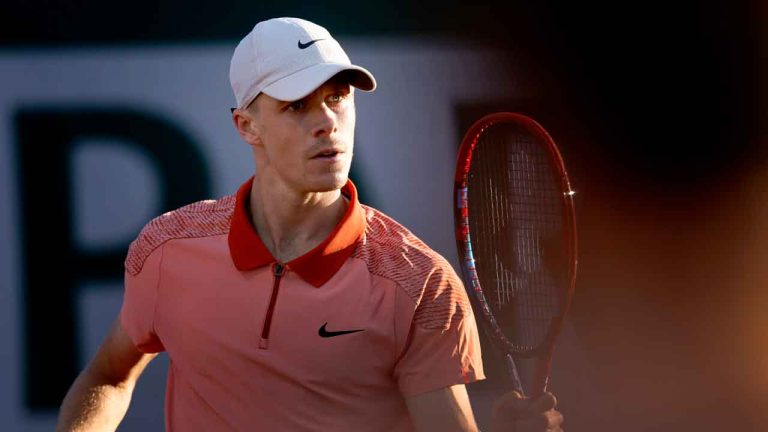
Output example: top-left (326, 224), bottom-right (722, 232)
top-left (490, 391), bottom-right (563, 432)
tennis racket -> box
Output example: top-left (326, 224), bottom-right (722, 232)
top-left (453, 112), bottom-right (577, 397)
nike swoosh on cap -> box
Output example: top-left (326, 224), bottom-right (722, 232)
top-left (318, 322), bottom-right (364, 338)
top-left (298, 38), bottom-right (325, 49)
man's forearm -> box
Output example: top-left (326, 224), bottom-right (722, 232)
top-left (56, 367), bottom-right (135, 432)
top-left (405, 385), bottom-right (479, 432)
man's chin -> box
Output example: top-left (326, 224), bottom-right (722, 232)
top-left (306, 175), bottom-right (349, 193)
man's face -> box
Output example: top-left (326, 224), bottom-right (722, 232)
top-left (241, 75), bottom-right (355, 194)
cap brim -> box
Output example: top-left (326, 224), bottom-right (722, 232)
top-left (262, 63), bottom-right (376, 102)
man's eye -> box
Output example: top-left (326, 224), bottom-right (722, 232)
top-left (288, 101), bottom-right (305, 111)
top-left (328, 94), bottom-right (342, 103)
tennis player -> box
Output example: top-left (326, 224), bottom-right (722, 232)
top-left (56, 17), bottom-right (563, 432)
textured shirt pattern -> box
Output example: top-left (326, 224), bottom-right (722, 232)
top-left (354, 206), bottom-right (470, 330)
top-left (120, 182), bottom-right (484, 432)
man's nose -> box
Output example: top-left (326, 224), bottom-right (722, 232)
top-left (311, 104), bottom-right (337, 138)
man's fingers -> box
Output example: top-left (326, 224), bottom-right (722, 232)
top-left (491, 390), bottom-right (524, 427)
top-left (491, 390), bottom-right (564, 432)
top-left (492, 390), bottom-right (526, 412)
top-left (494, 391), bottom-right (557, 416)
top-left (516, 408), bottom-right (564, 432)
top-left (527, 392), bottom-right (557, 413)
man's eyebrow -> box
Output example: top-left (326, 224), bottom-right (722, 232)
top-left (327, 83), bottom-right (352, 93)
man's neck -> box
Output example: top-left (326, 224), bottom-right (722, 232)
top-left (248, 175), bottom-right (347, 263)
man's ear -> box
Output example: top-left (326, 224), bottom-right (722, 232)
top-left (232, 109), bottom-right (262, 146)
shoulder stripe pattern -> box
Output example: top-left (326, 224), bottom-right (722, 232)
top-left (124, 195), bottom-right (235, 276)
top-left (353, 206), bottom-right (470, 330)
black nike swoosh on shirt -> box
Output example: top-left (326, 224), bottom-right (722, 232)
top-left (318, 322), bottom-right (365, 338)
top-left (298, 38), bottom-right (325, 49)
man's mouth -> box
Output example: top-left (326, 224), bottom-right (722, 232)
top-left (312, 149), bottom-right (342, 159)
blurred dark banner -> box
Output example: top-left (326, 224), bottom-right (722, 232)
top-left (3, 0), bottom-right (762, 178)
top-left (2, 1), bottom-right (765, 431)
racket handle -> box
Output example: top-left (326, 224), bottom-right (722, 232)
top-left (504, 353), bottom-right (525, 397)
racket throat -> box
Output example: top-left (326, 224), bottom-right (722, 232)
top-left (505, 352), bottom-right (553, 397)
top-left (505, 353), bottom-right (525, 396)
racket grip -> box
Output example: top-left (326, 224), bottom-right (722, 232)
top-left (504, 353), bottom-right (525, 397)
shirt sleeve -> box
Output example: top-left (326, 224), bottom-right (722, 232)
top-left (119, 242), bottom-right (165, 353)
top-left (393, 264), bottom-right (485, 397)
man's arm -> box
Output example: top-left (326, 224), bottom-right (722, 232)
top-left (406, 385), bottom-right (564, 432)
top-left (405, 384), bottom-right (479, 432)
top-left (56, 318), bottom-right (157, 432)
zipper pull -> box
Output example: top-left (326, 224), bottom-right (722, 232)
top-left (273, 262), bottom-right (284, 277)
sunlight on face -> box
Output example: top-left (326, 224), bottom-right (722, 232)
top-left (248, 75), bottom-right (356, 194)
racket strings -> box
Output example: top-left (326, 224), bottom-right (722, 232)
top-left (468, 124), bottom-right (564, 352)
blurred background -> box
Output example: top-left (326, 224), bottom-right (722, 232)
top-left (0, 1), bottom-right (765, 431)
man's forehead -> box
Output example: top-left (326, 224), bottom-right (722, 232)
top-left (264, 75), bottom-right (354, 104)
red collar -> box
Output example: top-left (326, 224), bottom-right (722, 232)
top-left (228, 177), bottom-right (366, 287)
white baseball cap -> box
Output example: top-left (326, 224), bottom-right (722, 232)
top-left (229, 17), bottom-right (377, 108)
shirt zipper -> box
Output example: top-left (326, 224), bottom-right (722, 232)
top-left (259, 263), bottom-right (284, 350)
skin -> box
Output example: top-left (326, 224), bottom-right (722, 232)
top-left (55, 74), bottom-right (564, 431)
top-left (231, 74), bottom-right (355, 262)
top-left (55, 320), bottom-right (155, 431)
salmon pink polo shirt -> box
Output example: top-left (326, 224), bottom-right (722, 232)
top-left (120, 177), bottom-right (485, 431)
